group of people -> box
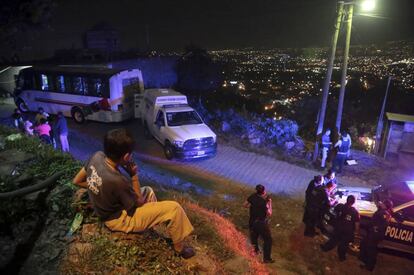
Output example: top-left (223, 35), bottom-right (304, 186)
top-left (320, 129), bottom-right (352, 173)
top-left (303, 170), bottom-right (395, 271)
top-left (12, 107), bottom-right (70, 152)
top-left (72, 128), bottom-right (277, 263)
top-left (303, 170), bottom-right (338, 237)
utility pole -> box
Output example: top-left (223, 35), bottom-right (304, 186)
top-left (335, 3), bottom-right (354, 133)
top-left (313, 1), bottom-right (344, 162)
top-left (373, 76), bottom-right (392, 154)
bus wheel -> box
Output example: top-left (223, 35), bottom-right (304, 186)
top-left (71, 107), bottom-right (85, 124)
top-left (164, 141), bottom-right (174, 160)
top-left (16, 98), bottom-right (29, 113)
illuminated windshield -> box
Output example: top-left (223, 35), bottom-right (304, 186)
top-left (166, 111), bottom-right (203, 126)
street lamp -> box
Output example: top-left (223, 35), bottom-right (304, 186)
top-left (361, 0), bottom-right (376, 12)
top-left (336, 0), bottom-right (377, 132)
top-left (313, 0), bottom-right (377, 162)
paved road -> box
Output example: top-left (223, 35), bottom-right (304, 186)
top-left (0, 101), bottom-right (365, 197)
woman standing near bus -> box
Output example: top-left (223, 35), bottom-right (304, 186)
top-left (34, 118), bottom-right (52, 144)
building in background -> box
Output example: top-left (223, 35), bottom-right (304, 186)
top-left (84, 22), bottom-right (120, 56)
top-left (379, 112), bottom-right (414, 168)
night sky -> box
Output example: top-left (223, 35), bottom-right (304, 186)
top-left (5, 0), bottom-right (414, 58)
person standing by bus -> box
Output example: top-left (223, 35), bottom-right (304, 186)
top-left (34, 118), bottom-right (52, 144)
top-left (23, 118), bottom-right (34, 136)
top-left (35, 107), bottom-right (50, 125)
top-left (54, 112), bottom-right (70, 152)
top-left (12, 108), bottom-right (23, 129)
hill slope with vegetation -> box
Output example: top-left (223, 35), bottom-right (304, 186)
top-left (0, 125), bottom-right (269, 274)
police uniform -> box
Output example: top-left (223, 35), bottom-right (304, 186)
top-left (303, 184), bottom-right (326, 236)
top-left (323, 175), bottom-right (337, 187)
top-left (321, 133), bottom-right (332, 168)
top-left (321, 203), bottom-right (360, 260)
top-left (359, 208), bottom-right (391, 271)
top-left (247, 193), bottom-right (272, 261)
top-left (333, 138), bottom-right (350, 173)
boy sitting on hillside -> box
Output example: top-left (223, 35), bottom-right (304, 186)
top-left (73, 128), bottom-right (195, 258)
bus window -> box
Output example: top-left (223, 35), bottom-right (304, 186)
top-left (56, 75), bottom-right (65, 93)
top-left (122, 77), bottom-right (140, 87)
top-left (90, 78), bottom-right (107, 97)
top-left (122, 77), bottom-right (140, 94)
top-left (73, 76), bottom-right (88, 95)
top-left (41, 74), bottom-right (49, 91)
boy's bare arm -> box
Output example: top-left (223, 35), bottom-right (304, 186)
top-left (73, 167), bottom-right (88, 188)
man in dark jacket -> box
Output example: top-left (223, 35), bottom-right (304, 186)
top-left (54, 112), bottom-right (70, 152)
top-left (321, 195), bottom-right (360, 261)
top-left (244, 184), bottom-right (274, 263)
top-left (359, 199), bottom-right (393, 271)
top-left (303, 175), bottom-right (326, 237)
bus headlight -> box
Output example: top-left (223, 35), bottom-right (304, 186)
top-left (173, 140), bottom-right (184, 147)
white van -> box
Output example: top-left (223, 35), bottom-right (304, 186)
top-left (141, 89), bottom-right (217, 160)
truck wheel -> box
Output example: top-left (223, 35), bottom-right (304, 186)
top-left (16, 98), bottom-right (29, 113)
top-left (144, 123), bottom-right (152, 139)
top-left (164, 141), bottom-right (174, 160)
top-left (71, 107), bottom-right (85, 124)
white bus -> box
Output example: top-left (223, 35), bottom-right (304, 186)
top-left (14, 66), bottom-right (144, 123)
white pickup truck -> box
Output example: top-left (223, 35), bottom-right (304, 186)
top-left (141, 89), bottom-right (217, 160)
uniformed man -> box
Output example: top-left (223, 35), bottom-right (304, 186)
top-left (318, 181), bottom-right (338, 234)
top-left (323, 169), bottom-right (337, 187)
top-left (303, 175), bottom-right (325, 237)
top-left (321, 129), bottom-right (332, 168)
top-left (359, 199), bottom-right (393, 271)
top-left (321, 195), bottom-right (360, 261)
top-left (333, 131), bottom-right (351, 173)
top-left (244, 184), bottom-right (274, 263)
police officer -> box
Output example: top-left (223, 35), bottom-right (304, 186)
top-left (324, 169), bottom-right (337, 187)
top-left (359, 199), bottom-right (393, 271)
top-left (318, 181), bottom-right (339, 234)
top-left (321, 195), bottom-right (360, 261)
top-left (244, 184), bottom-right (274, 263)
top-left (321, 129), bottom-right (332, 168)
top-left (333, 131), bottom-right (351, 173)
top-left (303, 175), bottom-right (325, 237)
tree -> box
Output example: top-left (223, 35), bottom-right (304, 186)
top-left (0, 0), bottom-right (55, 49)
top-left (175, 45), bottom-right (223, 102)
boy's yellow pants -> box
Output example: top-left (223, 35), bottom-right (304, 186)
top-left (105, 188), bottom-right (193, 244)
